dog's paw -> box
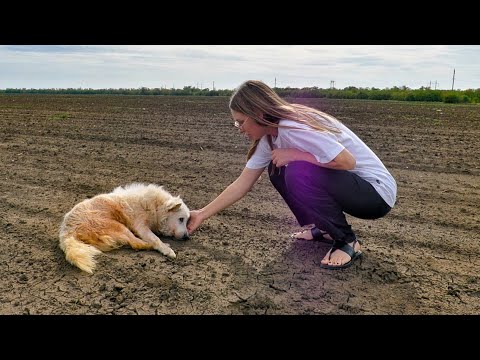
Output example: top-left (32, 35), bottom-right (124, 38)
top-left (166, 248), bottom-right (176, 259)
top-left (157, 245), bottom-right (176, 259)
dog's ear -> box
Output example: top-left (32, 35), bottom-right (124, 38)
top-left (165, 198), bottom-right (182, 212)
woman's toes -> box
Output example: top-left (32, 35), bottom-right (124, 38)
top-left (291, 229), bottom-right (313, 240)
top-left (321, 250), bottom-right (332, 264)
top-left (326, 249), bottom-right (350, 266)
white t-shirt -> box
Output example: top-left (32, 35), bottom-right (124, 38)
top-left (246, 118), bottom-right (397, 208)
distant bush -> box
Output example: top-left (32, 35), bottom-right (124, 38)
top-left (2, 86), bottom-right (480, 104)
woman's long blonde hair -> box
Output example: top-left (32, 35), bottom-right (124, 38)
top-left (229, 80), bottom-right (342, 160)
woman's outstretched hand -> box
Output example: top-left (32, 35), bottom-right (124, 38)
top-left (187, 210), bottom-right (205, 234)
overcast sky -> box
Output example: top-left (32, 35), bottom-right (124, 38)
top-left (1, 45), bottom-right (479, 90)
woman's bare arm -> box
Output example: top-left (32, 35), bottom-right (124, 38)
top-left (272, 148), bottom-right (356, 170)
top-left (187, 167), bottom-right (264, 233)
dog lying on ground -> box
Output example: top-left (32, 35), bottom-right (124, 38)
top-left (59, 183), bottom-right (190, 274)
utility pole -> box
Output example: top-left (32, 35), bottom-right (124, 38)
top-left (274, 77), bottom-right (276, 88)
top-left (452, 68), bottom-right (455, 90)
top-left (213, 81), bottom-right (215, 91)
top-left (434, 81), bottom-right (438, 90)
top-left (330, 80), bottom-right (335, 89)
top-left (429, 81), bottom-right (432, 89)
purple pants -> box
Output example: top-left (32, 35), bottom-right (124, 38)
top-left (268, 161), bottom-right (391, 243)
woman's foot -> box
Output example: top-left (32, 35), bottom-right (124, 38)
top-left (320, 240), bottom-right (361, 267)
top-left (290, 227), bottom-right (333, 241)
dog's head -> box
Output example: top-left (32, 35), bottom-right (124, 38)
top-left (157, 196), bottom-right (190, 240)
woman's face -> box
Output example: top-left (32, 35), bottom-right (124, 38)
top-left (231, 110), bottom-right (268, 141)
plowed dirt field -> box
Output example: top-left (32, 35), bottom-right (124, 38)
top-left (1, 95), bottom-right (479, 314)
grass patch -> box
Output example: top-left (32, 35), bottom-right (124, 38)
top-left (0, 104), bottom-right (26, 109)
top-left (49, 112), bottom-right (70, 120)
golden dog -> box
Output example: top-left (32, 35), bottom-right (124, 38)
top-left (59, 183), bottom-right (190, 273)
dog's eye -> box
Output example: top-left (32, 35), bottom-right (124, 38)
top-left (179, 218), bottom-right (184, 223)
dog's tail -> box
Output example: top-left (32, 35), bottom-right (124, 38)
top-left (60, 235), bottom-right (102, 274)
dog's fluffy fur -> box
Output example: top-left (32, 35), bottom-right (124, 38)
top-left (59, 183), bottom-right (190, 274)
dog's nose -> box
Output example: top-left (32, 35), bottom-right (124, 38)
top-left (182, 234), bottom-right (190, 240)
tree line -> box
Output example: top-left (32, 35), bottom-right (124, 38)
top-left (1, 85), bottom-right (479, 103)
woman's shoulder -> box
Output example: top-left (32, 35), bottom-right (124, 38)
top-left (278, 119), bottom-right (318, 135)
top-left (278, 118), bottom-right (310, 130)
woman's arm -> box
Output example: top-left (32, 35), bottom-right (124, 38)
top-left (272, 148), bottom-right (356, 170)
top-left (187, 167), bottom-right (264, 233)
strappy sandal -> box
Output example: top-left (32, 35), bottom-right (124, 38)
top-left (319, 239), bottom-right (363, 270)
top-left (290, 226), bottom-right (334, 244)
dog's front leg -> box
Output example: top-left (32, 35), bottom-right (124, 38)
top-left (133, 223), bottom-right (176, 259)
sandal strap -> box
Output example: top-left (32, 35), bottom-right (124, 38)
top-left (330, 239), bottom-right (357, 258)
top-left (311, 227), bottom-right (325, 239)
top-left (311, 227), bottom-right (334, 244)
